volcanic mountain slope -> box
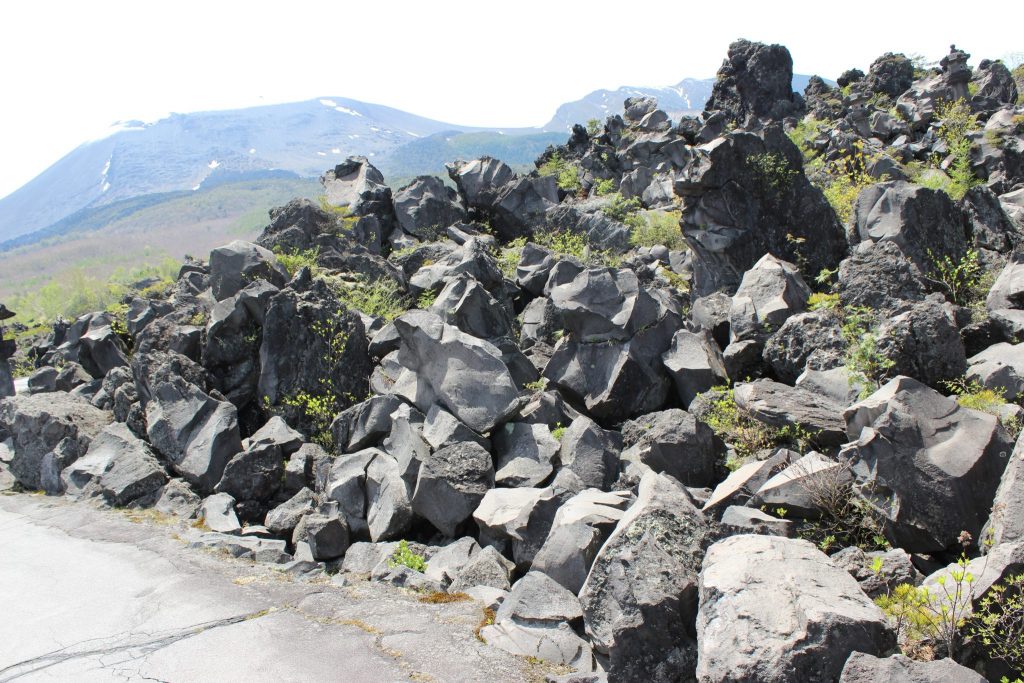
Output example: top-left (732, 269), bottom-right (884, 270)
top-left (3, 38), bottom-right (1024, 683)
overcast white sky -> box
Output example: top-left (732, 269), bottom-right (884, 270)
top-left (0, 0), bottom-right (1020, 199)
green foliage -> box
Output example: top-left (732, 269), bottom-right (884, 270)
top-left (787, 117), bottom-right (828, 161)
top-left (415, 289), bottom-right (438, 310)
top-left (586, 118), bottom-right (602, 137)
top-left (550, 424), bottom-right (566, 442)
top-left (969, 573), bottom-right (1024, 677)
top-left (842, 306), bottom-right (896, 397)
top-left (927, 248), bottom-right (993, 321)
top-left (524, 378), bottom-right (548, 393)
top-left (593, 178), bottom-right (617, 196)
top-left (279, 391), bottom-right (337, 449)
top-left (317, 196), bottom-right (360, 233)
top-left (627, 210), bottom-right (686, 251)
top-left (538, 152), bottom-right (582, 193)
top-left (388, 540), bottom-right (427, 573)
top-left (324, 275), bottom-right (408, 322)
top-left (934, 99), bottom-right (981, 200)
top-left (747, 152), bottom-right (798, 196)
top-left (811, 140), bottom-right (882, 224)
top-left (532, 231), bottom-right (621, 269)
top-left (273, 246), bottom-right (321, 278)
top-left (807, 292), bottom-right (840, 311)
top-left (497, 237), bottom-right (527, 279)
top-left (876, 552), bottom-right (979, 660)
top-left (702, 386), bottom-right (810, 467)
top-left (944, 376), bottom-right (1023, 437)
top-left (602, 193), bottom-right (642, 223)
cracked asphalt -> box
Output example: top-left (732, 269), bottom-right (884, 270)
top-left (0, 494), bottom-right (540, 682)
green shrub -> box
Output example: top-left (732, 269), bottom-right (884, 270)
top-left (388, 540), bottom-right (427, 573)
top-left (793, 458), bottom-right (889, 553)
top-left (927, 248), bottom-right (991, 316)
top-left (497, 237), bottom-right (527, 279)
top-left (273, 246), bottom-right (321, 278)
top-left (935, 99), bottom-right (981, 200)
top-left (550, 424), bottom-right (566, 441)
top-left (416, 289), bottom-right (438, 310)
top-left (969, 573), bottom-right (1024, 677)
top-left (842, 306), bottom-right (895, 398)
top-left (807, 292), bottom-right (840, 311)
top-left (535, 231), bottom-right (621, 269)
top-left (538, 152), bottom-right (582, 193)
top-left (628, 210), bottom-right (686, 251)
top-left (279, 391), bottom-right (337, 449)
top-left (747, 152), bottom-right (798, 197)
top-left (324, 275), bottom-right (408, 321)
top-left (593, 178), bottom-right (617, 196)
top-left (944, 376), bottom-right (1023, 437)
top-left (787, 117), bottom-right (827, 161)
top-left (317, 195), bottom-right (360, 233)
top-left (586, 118), bottom-right (602, 137)
top-left (602, 193), bottom-right (642, 222)
top-left (702, 386), bottom-right (784, 467)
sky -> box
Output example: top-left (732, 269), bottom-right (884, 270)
top-left (0, 0), bottom-right (1020, 199)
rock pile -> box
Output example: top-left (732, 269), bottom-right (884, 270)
top-left (3, 38), bottom-right (1024, 681)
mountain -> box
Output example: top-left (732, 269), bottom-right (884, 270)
top-left (0, 97), bottom-right (542, 244)
top-left (543, 74), bottom-right (826, 132)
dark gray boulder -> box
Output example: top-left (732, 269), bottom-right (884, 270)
top-left (579, 472), bottom-right (712, 682)
top-left (830, 547), bottom-right (922, 600)
top-left (556, 416), bottom-right (622, 491)
top-left (728, 254), bottom-right (810, 343)
top-left (199, 492), bottom-right (242, 534)
top-left (428, 274), bottom-right (515, 341)
top-left (841, 376), bottom-right (1013, 552)
top-left (662, 329), bottom-right (729, 407)
top-left (304, 512), bottom-right (349, 560)
top-left (763, 309), bottom-right (845, 384)
top-left (837, 240), bottom-right (929, 313)
top-left (863, 53), bottom-right (915, 98)
top-left (696, 535), bottom-right (896, 683)
top-left (675, 128), bottom-right (845, 297)
top-left (448, 545), bottom-right (516, 593)
top-left (330, 394), bottom-right (403, 453)
top-left (0, 392), bottom-right (112, 491)
top-left (733, 379), bottom-right (847, 446)
top-left (265, 487), bottom-right (316, 536)
top-left (145, 376), bottom-right (242, 494)
top-left (850, 181), bottom-right (967, 272)
top-left (493, 422), bottom-right (559, 488)
top-left (392, 310), bottom-right (520, 434)
top-left (393, 175), bottom-right (466, 240)
top-left (320, 157), bottom-right (393, 218)
top-left (703, 39), bottom-right (805, 123)
top-left (446, 157), bottom-right (558, 241)
top-left (875, 298), bottom-right (966, 388)
top-left (983, 431), bottom-right (1024, 549)
top-left (214, 440), bottom-right (284, 503)
top-left (411, 440), bottom-right (494, 537)
top-left (621, 409), bottom-right (724, 487)
top-left (209, 240), bottom-right (288, 301)
top-left (258, 279), bottom-right (371, 438)
top-left (61, 422), bottom-right (167, 506)
top-left (966, 342), bottom-right (1024, 401)
top-left (365, 450), bottom-right (413, 542)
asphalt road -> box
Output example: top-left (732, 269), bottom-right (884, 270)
top-left (0, 494), bottom-right (539, 682)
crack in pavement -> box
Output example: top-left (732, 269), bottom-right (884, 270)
top-left (0, 608), bottom-right (276, 681)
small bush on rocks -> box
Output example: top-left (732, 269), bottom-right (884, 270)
top-left (628, 210), bottom-right (686, 251)
top-left (388, 540), bottom-right (427, 573)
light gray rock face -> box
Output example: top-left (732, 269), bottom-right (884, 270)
top-left (365, 451), bottom-right (413, 542)
top-left (264, 488), bottom-right (317, 536)
top-left (423, 537), bottom-right (480, 586)
top-left (411, 441), bottom-right (494, 537)
top-left (493, 422), bottom-right (559, 488)
top-left (392, 311), bottom-right (520, 434)
top-left (579, 472), bottom-right (712, 682)
top-left (556, 416), bottom-right (621, 491)
top-left (751, 451), bottom-right (851, 518)
top-left (841, 376), bottom-right (1013, 552)
top-left (448, 545), bottom-right (516, 593)
top-left (729, 254), bottom-right (810, 343)
top-left (719, 506), bottom-right (794, 537)
top-left (839, 652), bottom-right (986, 683)
top-left (189, 532), bottom-right (289, 563)
top-left (482, 571), bottom-right (591, 669)
top-left (304, 513), bottom-right (349, 560)
top-left (733, 379), bottom-right (846, 446)
top-left (851, 181), bottom-right (967, 272)
top-left (200, 492), bottom-right (242, 534)
top-left (322, 447), bottom-right (378, 537)
top-left (966, 342), bottom-right (1024, 401)
top-left (393, 175), bottom-right (466, 240)
top-left (620, 409), bottom-right (724, 488)
top-left (145, 376), bottom-right (242, 494)
top-left (696, 535), bottom-right (896, 683)
top-left (320, 156), bottom-right (392, 217)
top-left (473, 485), bottom-right (566, 568)
top-left (984, 431), bottom-right (1024, 548)
top-left (532, 489), bottom-right (632, 593)
top-left (61, 423), bottom-right (167, 506)
top-left (662, 329), bottom-right (728, 408)
top-left (154, 478), bottom-right (201, 518)
top-left (702, 448), bottom-right (795, 516)
top-left (0, 392), bottom-right (112, 491)
top-left (209, 240), bottom-right (288, 301)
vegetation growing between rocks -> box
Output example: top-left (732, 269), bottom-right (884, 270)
top-left (747, 152), bottom-right (798, 197)
top-left (809, 140), bottom-right (882, 225)
top-left (927, 248), bottom-right (991, 315)
top-left (934, 99), bottom-right (982, 200)
top-left (388, 540), bottom-right (427, 572)
top-left (627, 209), bottom-right (686, 251)
top-left (323, 275), bottom-right (408, 321)
top-left (537, 152), bottom-right (582, 193)
top-left (841, 306), bottom-right (896, 398)
top-left (274, 246), bottom-right (321, 278)
top-left (787, 117), bottom-right (827, 161)
top-left (701, 387), bottom-right (817, 468)
top-left (969, 573), bottom-right (1024, 677)
top-left (944, 376), bottom-right (1023, 437)
top-left (601, 193), bottom-right (642, 223)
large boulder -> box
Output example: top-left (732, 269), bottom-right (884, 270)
top-left (840, 652), bottom-right (985, 683)
top-left (876, 298), bottom-right (967, 388)
top-left (837, 240), bottom-right (929, 314)
top-left (841, 376), bottom-right (1013, 552)
top-left (703, 39), bottom-right (805, 123)
top-left (728, 254), bottom-right (810, 343)
top-left (579, 472), bottom-right (712, 682)
top-left (733, 379), bottom-right (847, 446)
top-left (61, 422), bottom-right (167, 506)
top-left (258, 278), bottom-right (371, 438)
top-left (0, 392), bottom-right (112, 492)
top-left (446, 157), bottom-right (558, 241)
top-left (320, 157), bottom-right (393, 218)
top-left (392, 310), bottom-right (520, 434)
top-left (763, 309), bottom-right (845, 384)
top-left (393, 175), bottom-right (466, 240)
top-left (850, 181), bottom-right (968, 272)
top-left (696, 535), bottom-right (896, 683)
top-left (620, 409), bottom-right (724, 487)
top-left (863, 53), bottom-right (915, 99)
top-left (662, 329), bottom-right (729, 407)
top-left (675, 128), bottom-right (846, 296)
top-left (208, 240), bottom-right (288, 301)
top-left (556, 416), bottom-right (622, 491)
top-left (983, 431), bottom-right (1024, 549)
top-left (411, 440), bottom-right (494, 537)
top-left (966, 342), bottom-right (1024, 401)
top-left (145, 376), bottom-right (242, 494)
